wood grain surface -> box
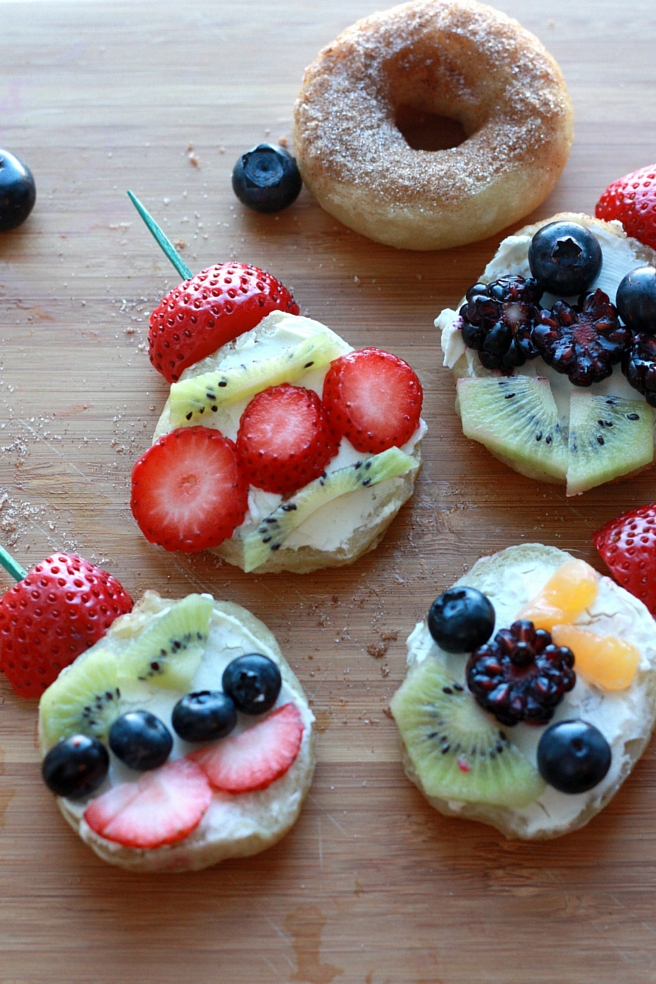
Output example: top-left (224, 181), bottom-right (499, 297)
top-left (1, 0), bottom-right (656, 981)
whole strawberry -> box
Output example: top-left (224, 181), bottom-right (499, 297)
top-left (149, 263), bottom-right (299, 383)
top-left (593, 503), bottom-right (656, 616)
top-left (595, 164), bottom-right (656, 250)
top-left (0, 554), bottom-right (133, 698)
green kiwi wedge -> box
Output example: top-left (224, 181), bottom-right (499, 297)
top-left (39, 647), bottom-right (123, 748)
top-left (169, 333), bottom-right (345, 427)
top-left (242, 446), bottom-right (418, 572)
top-left (457, 375), bottom-right (568, 481)
top-left (390, 656), bottom-right (545, 808)
top-left (566, 392), bottom-right (654, 495)
top-left (116, 593), bottom-right (213, 690)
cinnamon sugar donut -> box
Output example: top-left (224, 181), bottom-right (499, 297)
top-left (293, 0), bottom-right (574, 251)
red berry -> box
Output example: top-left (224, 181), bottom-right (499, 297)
top-left (594, 503), bottom-right (656, 616)
top-left (0, 554), bottom-right (133, 699)
top-left (236, 384), bottom-right (338, 495)
top-left (131, 427), bottom-right (248, 553)
top-left (322, 348), bottom-right (423, 453)
top-left (188, 702), bottom-right (304, 793)
top-left (84, 757), bottom-right (212, 849)
top-left (595, 164), bottom-right (656, 251)
top-left (148, 263), bottom-right (299, 383)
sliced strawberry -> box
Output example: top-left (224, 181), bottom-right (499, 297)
top-left (149, 263), bottom-right (299, 383)
top-left (84, 758), bottom-right (212, 849)
top-left (236, 384), bottom-right (338, 494)
top-left (188, 702), bottom-right (304, 793)
top-left (596, 164), bottom-right (656, 250)
top-left (322, 348), bottom-right (423, 454)
top-left (131, 426), bottom-right (248, 553)
top-left (594, 502), bottom-right (656, 616)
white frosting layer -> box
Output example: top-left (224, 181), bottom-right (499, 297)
top-left (155, 310), bottom-right (425, 557)
top-left (56, 596), bottom-right (315, 867)
top-left (437, 219), bottom-right (656, 423)
top-left (405, 545), bottom-right (656, 838)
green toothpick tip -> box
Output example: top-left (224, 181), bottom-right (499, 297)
top-left (127, 190), bottom-right (193, 280)
top-left (0, 545), bottom-right (27, 582)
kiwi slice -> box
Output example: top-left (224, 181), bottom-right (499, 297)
top-left (40, 648), bottom-right (123, 748)
top-left (390, 656), bottom-right (545, 808)
top-left (567, 392), bottom-right (654, 495)
top-left (39, 595), bottom-right (214, 749)
top-left (242, 446), bottom-right (418, 572)
top-left (457, 376), bottom-right (568, 481)
top-left (169, 333), bottom-right (345, 427)
top-left (117, 594), bottom-right (214, 690)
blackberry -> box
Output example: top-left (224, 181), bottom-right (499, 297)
top-left (466, 620), bottom-right (575, 727)
top-left (458, 276), bottom-right (543, 372)
top-left (532, 288), bottom-right (630, 386)
top-left (622, 332), bottom-right (656, 406)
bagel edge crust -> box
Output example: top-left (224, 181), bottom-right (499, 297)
top-left (293, 0), bottom-right (574, 251)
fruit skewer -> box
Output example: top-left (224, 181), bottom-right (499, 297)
top-left (126, 190), bottom-right (299, 382)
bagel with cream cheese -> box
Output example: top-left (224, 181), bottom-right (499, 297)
top-left (38, 591), bottom-right (315, 872)
top-left (391, 543), bottom-right (656, 839)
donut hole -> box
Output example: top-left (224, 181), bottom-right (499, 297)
top-left (394, 103), bottom-right (467, 152)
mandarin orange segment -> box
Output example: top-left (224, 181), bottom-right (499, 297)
top-left (517, 559), bottom-right (599, 630)
top-left (551, 624), bottom-right (640, 691)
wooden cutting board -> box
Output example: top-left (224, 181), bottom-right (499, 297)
top-left (1, 0), bottom-right (656, 981)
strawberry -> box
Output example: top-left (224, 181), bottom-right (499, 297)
top-left (84, 757), bottom-right (212, 849)
top-left (131, 426), bottom-right (248, 553)
top-left (322, 347), bottom-right (423, 454)
top-left (594, 502), bottom-right (656, 616)
top-left (595, 164), bottom-right (656, 250)
top-left (188, 702), bottom-right (304, 793)
top-left (236, 383), bottom-right (338, 494)
top-left (149, 263), bottom-right (299, 383)
top-left (0, 554), bottom-right (133, 699)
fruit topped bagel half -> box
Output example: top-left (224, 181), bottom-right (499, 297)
top-left (38, 591), bottom-right (315, 872)
top-left (391, 543), bottom-right (656, 839)
top-left (436, 213), bottom-right (656, 495)
top-left (132, 310), bottom-right (425, 573)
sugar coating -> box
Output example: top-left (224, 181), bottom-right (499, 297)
top-left (293, 0), bottom-right (573, 250)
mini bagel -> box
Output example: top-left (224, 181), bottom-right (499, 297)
top-left (293, 0), bottom-right (573, 251)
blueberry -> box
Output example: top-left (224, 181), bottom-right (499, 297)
top-left (537, 719), bottom-right (611, 794)
top-left (172, 690), bottom-right (237, 743)
top-left (108, 710), bottom-right (173, 770)
top-left (222, 654), bottom-right (282, 714)
top-left (0, 149), bottom-right (36, 232)
top-left (528, 221), bottom-right (602, 296)
top-left (232, 143), bottom-right (302, 214)
top-left (427, 587), bottom-right (495, 653)
top-left (616, 266), bottom-right (656, 334)
top-left (42, 734), bottom-right (109, 799)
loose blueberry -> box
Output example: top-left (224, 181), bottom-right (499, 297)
top-left (0, 149), bottom-right (36, 232)
top-left (427, 587), bottom-right (495, 653)
top-left (172, 690), bottom-right (238, 743)
top-left (108, 710), bottom-right (173, 770)
top-left (528, 221), bottom-right (602, 296)
top-left (537, 719), bottom-right (611, 794)
top-left (42, 734), bottom-right (109, 799)
top-left (232, 143), bottom-right (302, 214)
top-left (616, 266), bottom-right (656, 334)
top-left (222, 653), bottom-right (282, 714)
